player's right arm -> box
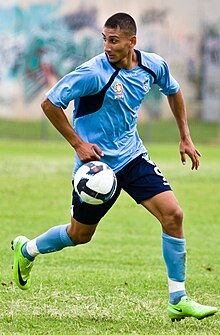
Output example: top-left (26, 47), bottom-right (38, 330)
top-left (41, 98), bottom-right (103, 162)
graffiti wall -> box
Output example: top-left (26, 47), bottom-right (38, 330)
top-left (200, 28), bottom-right (220, 121)
top-left (0, 1), bottom-right (102, 118)
top-left (1, 0), bottom-right (220, 120)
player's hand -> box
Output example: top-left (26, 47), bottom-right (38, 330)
top-left (75, 141), bottom-right (104, 163)
top-left (179, 137), bottom-right (201, 170)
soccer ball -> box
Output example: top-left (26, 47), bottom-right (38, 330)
top-left (74, 161), bottom-right (117, 205)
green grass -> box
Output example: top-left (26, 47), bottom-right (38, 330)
top-left (0, 118), bottom-right (64, 141)
top-left (0, 117), bottom-right (219, 143)
top-left (0, 140), bottom-right (220, 334)
top-left (138, 118), bottom-right (220, 144)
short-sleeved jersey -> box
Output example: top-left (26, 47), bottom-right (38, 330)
top-left (46, 50), bottom-right (179, 176)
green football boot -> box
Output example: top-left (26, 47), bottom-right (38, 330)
top-left (168, 296), bottom-right (218, 322)
top-left (11, 236), bottom-right (34, 290)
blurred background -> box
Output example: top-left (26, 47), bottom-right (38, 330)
top-left (0, 0), bottom-right (220, 142)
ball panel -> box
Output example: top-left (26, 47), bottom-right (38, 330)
top-left (73, 161), bottom-right (117, 205)
top-left (87, 169), bottom-right (115, 193)
top-left (79, 191), bottom-right (103, 205)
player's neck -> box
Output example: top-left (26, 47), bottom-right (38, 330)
top-left (116, 50), bottom-right (138, 70)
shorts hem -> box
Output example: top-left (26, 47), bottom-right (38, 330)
top-left (135, 187), bottom-right (172, 204)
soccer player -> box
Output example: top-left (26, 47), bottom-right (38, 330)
top-left (12, 13), bottom-right (217, 321)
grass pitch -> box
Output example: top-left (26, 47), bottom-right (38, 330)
top-left (0, 140), bottom-right (219, 334)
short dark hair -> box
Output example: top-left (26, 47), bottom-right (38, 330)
top-left (104, 12), bottom-right (137, 36)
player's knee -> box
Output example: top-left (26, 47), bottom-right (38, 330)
top-left (172, 206), bottom-right (183, 225)
top-left (162, 205), bottom-right (183, 228)
top-left (161, 206), bottom-right (183, 237)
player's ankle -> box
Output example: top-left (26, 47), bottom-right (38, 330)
top-left (22, 244), bottom-right (35, 261)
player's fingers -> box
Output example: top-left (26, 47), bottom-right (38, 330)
top-left (180, 151), bottom-right (186, 166)
top-left (91, 147), bottom-right (103, 160)
top-left (192, 153), bottom-right (200, 170)
top-left (191, 157), bottom-right (196, 170)
top-left (195, 148), bottom-right (202, 157)
top-left (92, 144), bottom-right (104, 158)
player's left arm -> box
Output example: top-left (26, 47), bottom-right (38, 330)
top-left (167, 89), bottom-right (201, 170)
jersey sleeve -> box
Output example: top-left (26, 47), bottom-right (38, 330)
top-left (154, 54), bottom-right (180, 95)
top-left (46, 65), bottom-right (100, 109)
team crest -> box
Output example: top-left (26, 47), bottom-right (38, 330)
top-left (143, 78), bottom-right (150, 93)
top-left (114, 83), bottom-right (123, 99)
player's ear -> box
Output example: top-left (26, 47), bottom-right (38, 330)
top-left (130, 35), bottom-right (136, 48)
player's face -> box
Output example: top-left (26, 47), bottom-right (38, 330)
top-left (102, 27), bottom-right (136, 69)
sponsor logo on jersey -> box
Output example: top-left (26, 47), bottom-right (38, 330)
top-left (114, 83), bottom-right (124, 99)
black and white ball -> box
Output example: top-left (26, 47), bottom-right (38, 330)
top-left (74, 161), bottom-right (117, 205)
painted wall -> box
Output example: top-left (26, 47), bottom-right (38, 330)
top-left (1, 0), bottom-right (220, 120)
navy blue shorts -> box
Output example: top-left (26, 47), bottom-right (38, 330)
top-left (71, 153), bottom-right (171, 225)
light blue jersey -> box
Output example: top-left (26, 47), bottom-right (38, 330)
top-left (46, 50), bottom-right (179, 175)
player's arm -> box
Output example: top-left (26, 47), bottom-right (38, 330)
top-left (167, 89), bottom-right (201, 170)
top-left (41, 98), bottom-right (103, 162)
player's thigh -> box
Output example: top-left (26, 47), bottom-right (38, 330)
top-left (141, 190), bottom-right (182, 224)
top-left (71, 187), bottom-right (121, 225)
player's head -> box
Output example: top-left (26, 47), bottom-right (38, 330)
top-left (104, 12), bottom-right (137, 37)
top-left (102, 13), bottom-right (137, 67)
